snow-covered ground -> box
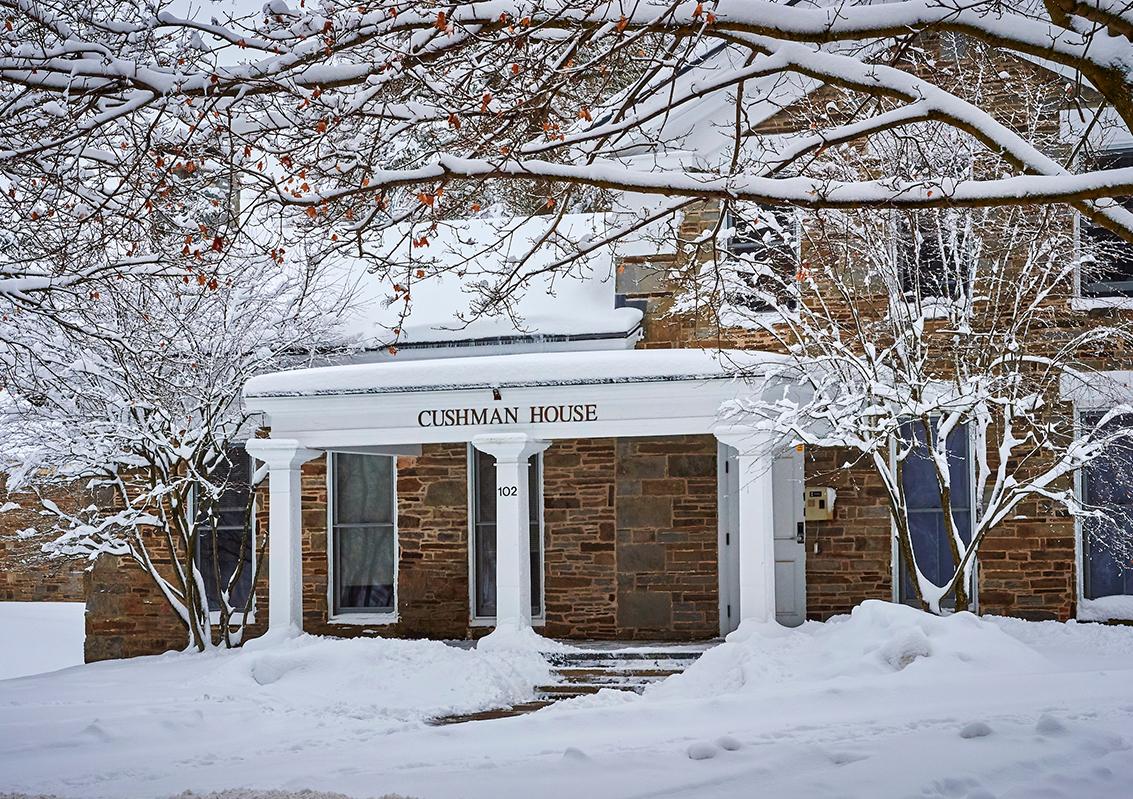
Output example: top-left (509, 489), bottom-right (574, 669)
top-left (0, 601), bottom-right (85, 679)
top-left (1, 600), bottom-right (1131, 799)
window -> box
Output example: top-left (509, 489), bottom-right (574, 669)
top-left (470, 447), bottom-right (543, 619)
top-left (723, 205), bottom-right (798, 311)
top-left (1080, 412), bottom-right (1133, 599)
top-left (195, 446), bottom-right (254, 614)
top-left (896, 213), bottom-right (971, 298)
top-left (330, 453), bottom-right (397, 615)
top-left (1080, 150), bottom-right (1133, 297)
top-left (897, 421), bottom-right (973, 608)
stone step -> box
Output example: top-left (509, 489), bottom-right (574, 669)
top-left (546, 650), bottom-right (704, 665)
top-left (554, 667), bottom-right (681, 683)
top-left (428, 699), bottom-right (555, 725)
top-left (535, 683), bottom-right (644, 697)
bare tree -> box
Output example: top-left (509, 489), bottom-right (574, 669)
top-left (3, 1), bottom-right (1133, 317)
top-left (0, 252), bottom-right (344, 650)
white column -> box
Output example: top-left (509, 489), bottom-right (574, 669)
top-left (471, 433), bottom-right (550, 632)
top-left (245, 438), bottom-right (319, 637)
top-left (714, 426), bottom-right (780, 625)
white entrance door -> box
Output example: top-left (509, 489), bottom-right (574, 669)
top-left (718, 444), bottom-right (806, 633)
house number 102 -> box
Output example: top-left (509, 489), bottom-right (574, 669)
top-left (498, 486), bottom-right (518, 497)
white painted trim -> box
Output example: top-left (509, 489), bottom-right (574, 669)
top-left (466, 444), bottom-right (547, 625)
top-left (1073, 402), bottom-right (1088, 619)
top-left (244, 374), bottom-right (804, 449)
top-left (326, 451), bottom-right (399, 618)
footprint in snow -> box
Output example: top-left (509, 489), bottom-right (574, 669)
top-left (687, 741), bottom-right (719, 760)
top-left (1036, 713), bottom-right (1068, 736)
top-left (959, 721), bottom-right (993, 739)
top-left (715, 735), bottom-right (743, 751)
top-left (562, 747), bottom-right (590, 762)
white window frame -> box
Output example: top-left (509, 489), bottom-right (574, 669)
top-left (1073, 405), bottom-right (1133, 620)
top-left (888, 422), bottom-right (980, 612)
top-left (466, 445), bottom-right (547, 627)
top-left (325, 451), bottom-right (399, 626)
top-left (190, 442), bottom-right (258, 625)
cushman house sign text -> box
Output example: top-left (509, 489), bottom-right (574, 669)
top-left (417, 403), bottom-right (598, 427)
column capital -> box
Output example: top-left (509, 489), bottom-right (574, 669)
top-left (712, 425), bottom-right (781, 456)
top-left (245, 438), bottom-right (320, 470)
top-left (471, 433), bottom-right (550, 463)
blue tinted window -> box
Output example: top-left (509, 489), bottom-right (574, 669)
top-left (899, 422), bottom-right (971, 604)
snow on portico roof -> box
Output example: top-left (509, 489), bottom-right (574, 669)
top-left (321, 213), bottom-right (648, 352)
top-left (244, 348), bottom-right (783, 398)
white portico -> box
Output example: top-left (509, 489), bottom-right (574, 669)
top-left (244, 347), bottom-right (803, 642)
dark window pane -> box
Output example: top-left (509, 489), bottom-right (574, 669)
top-left (725, 206), bottom-right (797, 312)
top-left (1081, 412), bottom-right (1133, 598)
top-left (195, 446), bottom-right (254, 613)
top-left (476, 522), bottom-right (497, 617)
top-left (335, 525), bottom-right (395, 611)
top-left (332, 454), bottom-right (397, 613)
top-left (334, 453), bottom-right (393, 525)
top-left (1082, 151), bottom-right (1133, 297)
top-left (897, 216), bottom-right (970, 298)
top-left (198, 526), bottom-right (253, 612)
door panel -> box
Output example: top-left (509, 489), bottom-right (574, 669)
top-left (773, 449), bottom-right (807, 627)
top-left (718, 443), bottom-right (742, 635)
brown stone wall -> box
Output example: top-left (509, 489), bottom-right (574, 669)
top-left (543, 438), bottom-right (619, 639)
top-left (85, 477), bottom-right (271, 662)
top-left (84, 554), bottom-right (188, 661)
top-left (1, 478), bottom-right (88, 603)
top-left (615, 436), bottom-right (719, 639)
top-left (802, 448), bottom-right (894, 620)
top-left (979, 504), bottom-right (1077, 621)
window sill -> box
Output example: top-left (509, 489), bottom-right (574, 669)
top-left (1077, 595), bottom-right (1133, 622)
top-left (328, 612), bottom-right (399, 626)
top-left (470, 617), bottom-right (546, 628)
top-left (1071, 296), bottom-right (1133, 311)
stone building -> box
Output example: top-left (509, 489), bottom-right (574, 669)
top-left (1, 477), bottom-right (87, 603)
top-left (81, 41), bottom-right (1133, 661)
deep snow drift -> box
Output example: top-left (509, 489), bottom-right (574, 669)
top-left (1, 601), bottom-right (1132, 799)
top-left (0, 601), bottom-right (84, 679)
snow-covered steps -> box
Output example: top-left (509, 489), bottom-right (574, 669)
top-left (534, 650), bottom-right (705, 700)
top-left (428, 645), bottom-right (711, 724)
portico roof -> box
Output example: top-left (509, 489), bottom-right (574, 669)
top-left (244, 348), bottom-right (798, 449)
top-left (245, 348), bottom-right (783, 398)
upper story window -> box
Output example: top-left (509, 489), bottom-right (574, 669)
top-left (723, 205), bottom-right (798, 311)
top-left (1080, 150), bottom-right (1133, 298)
top-left (195, 445), bottom-right (254, 614)
top-left (896, 213), bottom-right (972, 299)
top-left (330, 453), bottom-right (397, 615)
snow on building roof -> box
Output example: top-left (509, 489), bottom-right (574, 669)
top-left (245, 347), bottom-right (784, 398)
top-left (319, 213), bottom-right (651, 354)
